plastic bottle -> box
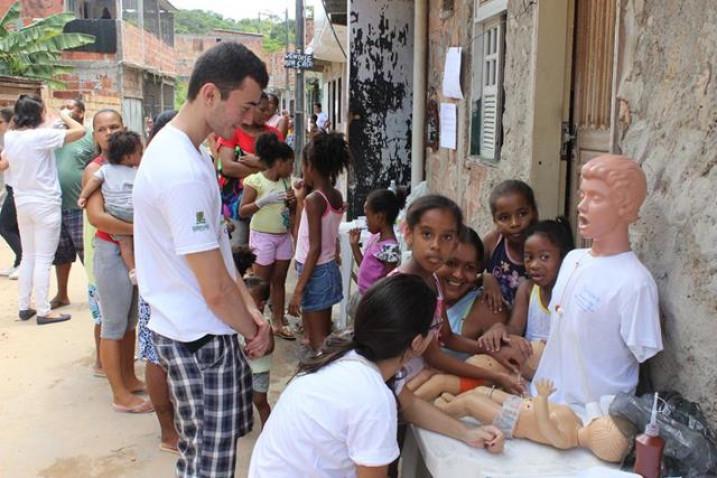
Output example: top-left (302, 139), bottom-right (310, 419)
top-left (634, 393), bottom-right (665, 478)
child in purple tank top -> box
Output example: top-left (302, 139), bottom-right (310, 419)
top-left (349, 188), bottom-right (406, 295)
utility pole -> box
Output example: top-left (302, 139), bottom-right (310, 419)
top-left (285, 7), bottom-right (290, 113)
top-left (294, 0), bottom-right (305, 165)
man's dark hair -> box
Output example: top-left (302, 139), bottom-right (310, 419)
top-left (108, 130), bottom-right (142, 165)
top-left (70, 98), bottom-right (85, 113)
top-left (314, 102), bottom-right (322, 110)
top-left (187, 42), bottom-right (269, 101)
top-left (0, 108), bottom-right (12, 123)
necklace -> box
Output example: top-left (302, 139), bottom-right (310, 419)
top-left (553, 250), bottom-right (592, 317)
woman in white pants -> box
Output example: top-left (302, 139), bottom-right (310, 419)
top-left (0, 95), bottom-right (85, 324)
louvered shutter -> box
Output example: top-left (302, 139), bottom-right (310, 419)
top-left (480, 19), bottom-right (503, 160)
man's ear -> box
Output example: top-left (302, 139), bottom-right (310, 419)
top-left (199, 82), bottom-right (219, 107)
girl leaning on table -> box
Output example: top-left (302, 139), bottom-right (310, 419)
top-left (249, 274), bottom-right (504, 478)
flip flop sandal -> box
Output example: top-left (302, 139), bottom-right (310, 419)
top-left (50, 299), bottom-right (70, 310)
top-left (112, 400), bottom-right (155, 414)
top-left (272, 324), bottom-right (296, 341)
top-left (159, 443), bottom-right (179, 455)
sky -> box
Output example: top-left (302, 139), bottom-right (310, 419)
top-left (169, 0), bottom-right (319, 21)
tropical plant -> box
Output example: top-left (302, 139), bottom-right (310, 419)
top-left (0, 2), bottom-right (95, 88)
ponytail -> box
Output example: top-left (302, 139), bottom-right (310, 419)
top-left (296, 274), bottom-right (436, 377)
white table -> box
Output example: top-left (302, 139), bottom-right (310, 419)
top-left (401, 424), bottom-right (640, 478)
top-left (336, 219), bottom-right (370, 330)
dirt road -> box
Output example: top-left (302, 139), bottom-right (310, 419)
top-left (0, 242), bottom-right (299, 477)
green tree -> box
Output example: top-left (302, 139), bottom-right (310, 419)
top-left (175, 10), bottom-right (295, 53)
top-left (0, 2), bottom-right (95, 88)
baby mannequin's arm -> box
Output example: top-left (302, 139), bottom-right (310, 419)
top-left (414, 373), bottom-right (460, 401)
top-left (533, 379), bottom-right (573, 449)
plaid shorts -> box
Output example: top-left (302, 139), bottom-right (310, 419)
top-left (54, 209), bottom-right (84, 265)
top-left (153, 332), bottom-right (253, 478)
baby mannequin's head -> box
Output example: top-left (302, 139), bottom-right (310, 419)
top-left (578, 416), bottom-right (632, 463)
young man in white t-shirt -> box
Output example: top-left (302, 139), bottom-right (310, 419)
top-left (133, 42), bottom-right (272, 478)
top-left (531, 155), bottom-right (663, 416)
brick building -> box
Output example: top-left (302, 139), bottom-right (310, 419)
top-left (0, 0), bottom-right (178, 135)
top-left (175, 30), bottom-right (264, 78)
top-left (175, 28), bottom-right (295, 113)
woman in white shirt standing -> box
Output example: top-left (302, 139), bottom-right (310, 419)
top-left (249, 274), bottom-right (504, 478)
top-left (0, 95), bottom-right (85, 324)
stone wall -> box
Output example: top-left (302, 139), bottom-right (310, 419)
top-left (426, 0), bottom-right (536, 231)
top-left (614, 0), bottom-right (717, 423)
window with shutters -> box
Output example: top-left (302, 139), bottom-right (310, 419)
top-left (469, 2), bottom-right (506, 162)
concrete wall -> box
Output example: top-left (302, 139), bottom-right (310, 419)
top-left (348, 0), bottom-right (414, 217)
top-left (426, 0), bottom-right (535, 228)
top-left (614, 0), bottom-right (717, 423)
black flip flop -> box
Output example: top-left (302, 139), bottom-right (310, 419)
top-left (37, 314), bottom-right (72, 325)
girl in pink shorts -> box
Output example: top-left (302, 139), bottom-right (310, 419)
top-left (240, 133), bottom-right (297, 340)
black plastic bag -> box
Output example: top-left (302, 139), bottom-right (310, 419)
top-left (609, 391), bottom-right (717, 477)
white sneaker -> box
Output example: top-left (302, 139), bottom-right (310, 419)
top-left (0, 265), bottom-right (16, 276)
top-left (8, 267), bottom-right (19, 280)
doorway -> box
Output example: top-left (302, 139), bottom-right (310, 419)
top-left (566, 0), bottom-right (617, 242)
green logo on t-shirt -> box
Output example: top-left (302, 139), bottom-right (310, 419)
top-left (192, 211), bottom-right (210, 232)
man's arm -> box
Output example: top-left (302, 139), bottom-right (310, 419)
top-left (185, 249), bottom-right (258, 339)
top-left (218, 145), bottom-right (262, 179)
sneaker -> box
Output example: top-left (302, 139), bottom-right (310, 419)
top-left (8, 268), bottom-right (19, 280)
top-left (0, 265), bottom-right (17, 277)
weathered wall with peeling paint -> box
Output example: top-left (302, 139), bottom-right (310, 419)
top-left (425, 0), bottom-right (536, 230)
top-left (348, 0), bottom-right (414, 217)
top-left (615, 0), bottom-right (717, 424)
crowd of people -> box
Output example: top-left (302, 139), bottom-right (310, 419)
top-left (0, 40), bottom-right (662, 478)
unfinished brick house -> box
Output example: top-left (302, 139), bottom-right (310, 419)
top-left (0, 0), bottom-right (178, 135)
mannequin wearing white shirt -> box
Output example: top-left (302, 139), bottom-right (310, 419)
top-left (531, 155), bottom-right (663, 412)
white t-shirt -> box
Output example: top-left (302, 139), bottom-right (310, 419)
top-left (134, 124), bottom-right (236, 342)
top-left (316, 111), bottom-right (329, 130)
top-left (95, 163), bottom-right (136, 212)
top-left (2, 128), bottom-right (66, 206)
top-left (531, 249), bottom-right (662, 412)
top-left (249, 351), bottom-right (399, 477)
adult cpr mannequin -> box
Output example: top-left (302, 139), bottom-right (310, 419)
top-left (434, 379), bottom-right (632, 463)
top-left (414, 343), bottom-right (545, 401)
top-left (530, 155), bottom-right (662, 411)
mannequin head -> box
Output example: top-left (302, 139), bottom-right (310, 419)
top-left (578, 155), bottom-right (647, 241)
top-left (577, 416), bottom-right (631, 463)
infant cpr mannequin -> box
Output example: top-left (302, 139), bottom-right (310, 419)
top-left (435, 379), bottom-right (632, 463)
top-left (414, 341), bottom-right (545, 401)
